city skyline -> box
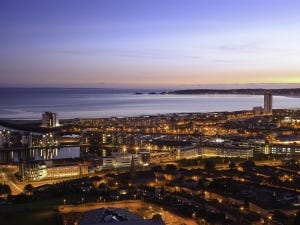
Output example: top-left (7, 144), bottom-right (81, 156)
top-left (1, 0), bottom-right (300, 88)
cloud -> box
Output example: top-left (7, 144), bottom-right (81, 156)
top-left (209, 59), bottom-right (248, 65)
top-left (51, 48), bottom-right (206, 61)
top-left (216, 40), bottom-right (294, 54)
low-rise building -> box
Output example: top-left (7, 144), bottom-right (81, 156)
top-left (176, 145), bottom-right (200, 159)
top-left (201, 146), bottom-right (253, 158)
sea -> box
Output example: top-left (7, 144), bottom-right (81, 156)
top-left (0, 88), bottom-right (299, 120)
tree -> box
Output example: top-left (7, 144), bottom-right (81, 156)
top-left (204, 159), bottom-right (216, 171)
top-left (151, 165), bottom-right (163, 172)
top-left (240, 160), bottom-right (255, 170)
top-left (24, 184), bottom-right (34, 195)
top-left (90, 176), bottom-right (101, 182)
top-left (0, 184), bottom-right (11, 196)
top-left (229, 161), bottom-right (236, 170)
top-left (165, 164), bottom-right (177, 173)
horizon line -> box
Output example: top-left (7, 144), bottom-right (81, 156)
top-left (0, 83), bottom-right (300, 89)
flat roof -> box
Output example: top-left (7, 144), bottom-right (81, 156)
top-left (79, 208), bottom-right (165, 225)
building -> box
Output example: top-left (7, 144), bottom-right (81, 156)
top-left (19, 162), bottom-right (47, 181)
top-left (42, 112), bottom-right (59, 128)
top-left (46, 164), bottom-right (83, 178)
top-left (264, 93), bottom-right (273, 114)
top-left (253, 106), bottom-right (263, 116)
top-left (0, 131), bottom-right (4, 148)
top-left (140, 151), bottom-right (150, 166)
top-left (77, 208), bottom-right (165, 225)
top-left (19, 160), bottom-right (88, 181)
top-left (176, 145), bottom-right (200, 159)
top-left (0, 130), bottom-right (11, 148)
top-left (269, 144), bottom-right (300, 156)
top-left (101, 153), bottom-right (148, 170)
top-left (201, 146), bottom-right (253, 158)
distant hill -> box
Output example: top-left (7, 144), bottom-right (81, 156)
top-left (170, 88), bottom-right (300, 96)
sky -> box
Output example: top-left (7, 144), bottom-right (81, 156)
top-left (1, 0), bottom-right (300, 88)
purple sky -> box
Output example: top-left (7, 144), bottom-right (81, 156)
top-left (1, 0), bottom-right (300, 88)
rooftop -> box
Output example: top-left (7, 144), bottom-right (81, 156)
top-left (79, 207), bottom-right (165, 225)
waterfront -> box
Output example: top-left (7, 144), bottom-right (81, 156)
top-left (0, 88), bottom-right (300, 119)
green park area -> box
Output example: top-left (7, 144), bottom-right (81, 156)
top-left (0, 198), bottom-right (60, 225)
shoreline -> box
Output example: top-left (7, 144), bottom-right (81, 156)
top-left (1, 107), bottom-right (300, 121)
top-left (1, 108), bottom-right (299, 132)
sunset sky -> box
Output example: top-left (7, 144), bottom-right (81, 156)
top-left (1, 0), bottom-right (300, 88)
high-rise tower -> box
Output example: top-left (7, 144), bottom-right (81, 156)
top-left (264, 93), bottom-right (273, 114)
top-left (42, 112), bottom-right (59, 128)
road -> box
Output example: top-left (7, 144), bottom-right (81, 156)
top-left (0, 172), bottom-right (23, 194)
top-left (0, 166), bottom-right (23, 195)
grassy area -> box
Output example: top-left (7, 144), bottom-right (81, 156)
top-left (0, 193), bottom-right (102, 225)
top-left (0, 198), bottom-right (60, 225)
top-left (0, 210), bottom-right (58, 225)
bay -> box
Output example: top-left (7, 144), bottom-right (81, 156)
top-left (0, 88), bottom-right (299, 119)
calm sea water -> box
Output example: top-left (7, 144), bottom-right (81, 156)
top-left (0, 88), bottom-right (299, 119)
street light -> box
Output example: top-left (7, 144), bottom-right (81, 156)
top-left (268, 215), bottom-right (272, 220)
top-left (122, 146), bottom-right (126, 155)
top-left (192, 212), bottom-right (196, 218)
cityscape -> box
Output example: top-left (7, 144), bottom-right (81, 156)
top-left (1, 1), bottom-right (300, 225)
top-left (0, 92), bottom-right (300, 225)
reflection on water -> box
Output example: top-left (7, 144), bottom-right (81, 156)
top-left (38, 148), bottom-right (58, 160)
top-left (0, 146), bottom-right (80, 163)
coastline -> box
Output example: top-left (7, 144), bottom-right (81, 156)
top-left (0, 107), bottom-right (297, 132)
top-left (170, 88), bottom-right (300, 96)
